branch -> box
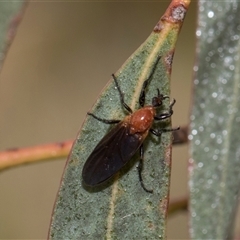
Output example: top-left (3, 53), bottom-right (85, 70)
top-left (168, 196), bottom-right (188, 215)
top-left (172, 124), bottom-right (188, 145)
top-left (0, 141), bottom-right (73, 171)
top-left (0, 124), bottom-right (188, 171)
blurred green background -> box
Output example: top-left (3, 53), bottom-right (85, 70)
top-left (0, 1), bottom-right (197, 239)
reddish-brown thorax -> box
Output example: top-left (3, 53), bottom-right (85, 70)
top-left (124, 106), bottom-right (156, 135)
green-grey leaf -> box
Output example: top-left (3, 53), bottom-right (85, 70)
top-left (189, 1), bottom-right (240, 239)
top-left (49, 1), bottom-right (190, 239)
top-left (0, 2), bottom-right (26, 70)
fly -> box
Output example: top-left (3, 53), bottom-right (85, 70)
top-left (82, 56), bottom-right (179, 193)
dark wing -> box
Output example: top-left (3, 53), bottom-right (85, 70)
top-left (82, 122), bottom-right (143, 186)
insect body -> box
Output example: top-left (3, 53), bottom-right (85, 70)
top-left (82, 57), bottom-right (178, 193)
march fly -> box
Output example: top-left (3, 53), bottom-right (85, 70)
top-left (82, 56), bottom-right (179, 193)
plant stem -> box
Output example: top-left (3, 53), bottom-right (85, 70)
top-left (0, 140), bottom-right (73, 171)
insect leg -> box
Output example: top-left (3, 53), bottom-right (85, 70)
top-left (154, 98), bottom-right (176, 120)
top-left (88, 112), bottom-right (121, 124)
top-left (139, 55), bottom-right (162, 107)
top-left (137, 145), bottom-right (153, 193)
top-left (150, 126), bottom-right (180, 136)
top-left (112, 74), bottom-right (133, 113)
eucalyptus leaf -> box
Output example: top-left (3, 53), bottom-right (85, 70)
top-left (189, 1), bottom-right (240, 239)
top-left (0, 2), bottom-right (26, 70)
top-left (49, 1), bottom-right (190, 239)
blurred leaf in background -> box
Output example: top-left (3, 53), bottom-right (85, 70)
top-left (0, 2), bottom-right (26, 69)
top-left (189, 1), bottom-right (240, 239)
